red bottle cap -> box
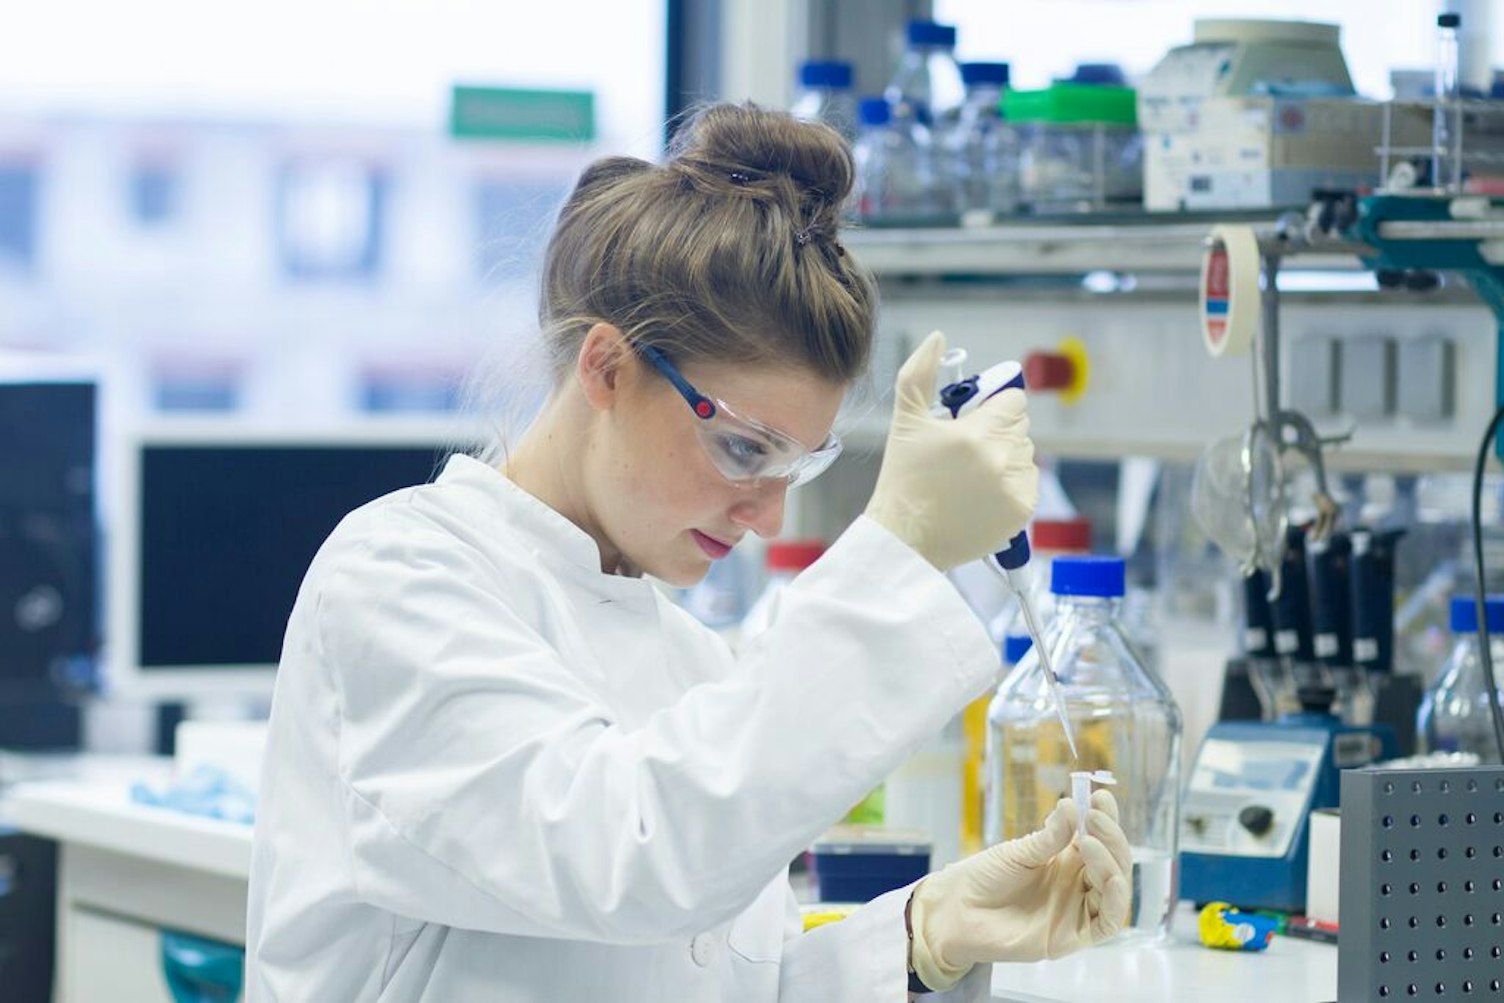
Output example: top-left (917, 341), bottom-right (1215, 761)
top-left (1032, 517), bottom-right (1092, 553)
top-left (766, 540), bottom-right (826, 571)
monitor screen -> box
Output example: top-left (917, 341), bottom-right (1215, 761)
top-left (0, 379), bottom-right (95, 697)
top-left (111, 428), bottom-right (468, 698)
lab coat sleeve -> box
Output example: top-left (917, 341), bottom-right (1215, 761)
top-left (319, 512), bottom-right (997, 944)
top-left (777, 884), bottom-right (991, 1003)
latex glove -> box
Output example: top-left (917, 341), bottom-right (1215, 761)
top-left (909, 790), bottom-right (1132, 992)
top-left (863, 330), bottom-right (1038, 570)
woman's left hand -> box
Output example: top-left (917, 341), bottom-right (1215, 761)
top-left (907, 790), bottom-right (1132, 992)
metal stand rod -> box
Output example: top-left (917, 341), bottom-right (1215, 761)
top-left (1260, 253), bottom-right (1282, 421)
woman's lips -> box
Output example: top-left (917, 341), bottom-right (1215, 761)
top-left (691, 529), bottom-right (732, 559)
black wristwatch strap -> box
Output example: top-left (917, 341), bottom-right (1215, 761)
top-left (904, 893), bottom-right (932, 994)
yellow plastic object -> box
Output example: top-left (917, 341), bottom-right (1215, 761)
top-left (1198, 900), bottom-right (1276, 952)
top-left (960, 694), bottom-right (989, 856)
top-left (1057, 336), bottom-right (1090, 405)
top-left (801, 905), bottom-right (859, 932)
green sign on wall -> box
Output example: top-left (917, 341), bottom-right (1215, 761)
top-left (450, 85), bottom-right (595, 142)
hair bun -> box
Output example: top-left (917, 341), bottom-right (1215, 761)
top-left (669, 102), bottom-right (854, 210)
top-left (569, 156), bottom-right (652, 200)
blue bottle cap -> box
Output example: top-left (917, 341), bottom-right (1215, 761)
top-left (1062, 62), bottom-right (1127, 86)
top-left (1051, 555), bottom-right (1125, 598)
top-left (799, 60), bottom-right (854, 90)
top-left (961, 62), bottom-right (1010, 87)
top-left (1450, 595), bottom-right (1504, 634)
top-left (906, 20), bottom-right (957, 48)
top-left (857, 97), bottom-right (892, 126)
top-left (1003, 633), bottom-right (1033, 665)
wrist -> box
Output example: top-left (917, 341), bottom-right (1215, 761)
top-left (908, 880), bottom-right (968, 993)
top-left (905, 891), bottom-right (932, 994)
top-left (861, 503), bottom-right (938, 570)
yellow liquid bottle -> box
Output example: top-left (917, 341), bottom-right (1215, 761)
top-left (983, 557), bottom-right (1183, 940)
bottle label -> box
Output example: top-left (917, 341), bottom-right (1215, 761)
top-left (1244, 627), bottom-right (1268, 652)
top-left (1354, 638), bottom-right (1379, 664)
top-left (1314, 634), bottom-right (1339, 659)
top-left (1274, 629), bottom-right (1299, 656)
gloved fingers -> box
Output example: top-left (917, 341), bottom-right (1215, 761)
top-left (1002, 464), bottom-right (1040, 517)
top-left (1076, 832), bottom-right (1125, 894)
top-left (976, 386), bottom-right (1028, 424)
top-left (1079, 832), bottom-right (1133, 941)
top-left (893, 330), bottom-right (947, 417)
top-left (1089, 789), bottom-right (1120, 824)
top-left (1085, 805), bottom-right (1133, 880)
top-left (1091, 871), bottom-right (1132, 941)
top-left (980, 392), bottom-right (1032, 457)
top-left (1005, 798), bottom-right (1075, 869)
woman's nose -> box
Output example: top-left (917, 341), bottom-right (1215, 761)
top-left (728, 479), bottom-right (788, 539)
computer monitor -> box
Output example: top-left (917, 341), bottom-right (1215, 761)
top-left (108, 424), bottom-right (478, 700)
top-left (0, 375), bottom-right (96, 748)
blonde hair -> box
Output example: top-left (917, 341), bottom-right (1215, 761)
top-left (539, 102), bottom-right (878, 382)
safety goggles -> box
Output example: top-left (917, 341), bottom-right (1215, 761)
top-left (638, 343), bottom-right (842, 487)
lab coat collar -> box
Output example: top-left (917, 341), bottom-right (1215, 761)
top-left (436, 454), bottom-right (658, 602)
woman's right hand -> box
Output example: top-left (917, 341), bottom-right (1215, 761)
top-left (863, 330), bottom-right (1039, 570)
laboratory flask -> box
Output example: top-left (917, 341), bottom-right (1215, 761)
top-left (852, 97), bottom-right (939, 220)
top-left (884, 19), bottom-right (965, 128)
top-left (791, 61), bottom-right (858, 141)
top-left (943, 61), bottom-right (1019, 216)
top-left (985, 555), bottom-right (1183, 939)
top-left (1417, 595), bottom-right (1504, 764)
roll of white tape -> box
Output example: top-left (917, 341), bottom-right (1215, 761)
top-left (1199, 224), bottom-right (1261, 357)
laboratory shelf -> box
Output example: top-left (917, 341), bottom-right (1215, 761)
top-left (844, 212), bottom-right (1363, 278)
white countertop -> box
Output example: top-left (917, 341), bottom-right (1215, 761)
top-left (4, 769), bottom-right (1337, 1002)
top-left (3, 777), bottom-right (253, 880)
top-left (990, 905), bottom-right (1337, 1003)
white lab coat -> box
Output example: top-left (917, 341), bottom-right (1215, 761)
top-left (245, 454), bottom-right (999, 1002)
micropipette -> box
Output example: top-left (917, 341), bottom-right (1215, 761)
top-left (934, 354), bottom-right (1079, 761)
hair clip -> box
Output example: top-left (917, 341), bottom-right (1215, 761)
top-left (728, 171), bottom-right (751, 184)
top-left (794, 226), bottom-right (815, 247)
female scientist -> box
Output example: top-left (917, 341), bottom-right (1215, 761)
top-left (245, 103), bottom-right (1131, 1002)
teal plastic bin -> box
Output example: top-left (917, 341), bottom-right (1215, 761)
top-left (161, 930), bottom-right (243, 1002)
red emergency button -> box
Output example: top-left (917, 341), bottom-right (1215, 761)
top-left (1024, 352), bottom-right (1075, 390)
top-left (1021, 337), bottom-right (1089, 404)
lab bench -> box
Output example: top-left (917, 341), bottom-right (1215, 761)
top-left (3, 773), bottom-right (251, 1003)
top-left (5, 775), bottom-right (1340, 1003)
top-left (989, 903), bottom-right (1336, 1002)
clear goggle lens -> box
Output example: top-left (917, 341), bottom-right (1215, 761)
top-left (694, 400), bottom-right (842, 487)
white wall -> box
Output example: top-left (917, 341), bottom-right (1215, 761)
top-left (1, 0), bottom-right (668, 156)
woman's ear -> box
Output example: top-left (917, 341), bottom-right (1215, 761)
top-left (576, 322), bottom-right (630, 411)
